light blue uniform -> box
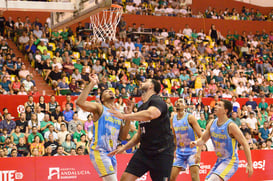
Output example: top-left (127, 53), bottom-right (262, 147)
top-left (173, 113), bottom-right (199, 170)
top-left (89, 105), bottom-right (123, 177)
top-left (206, 119), bottom-right (239, 181)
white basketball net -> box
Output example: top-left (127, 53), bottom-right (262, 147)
top-left (90, 5), bottom-right (123, 42)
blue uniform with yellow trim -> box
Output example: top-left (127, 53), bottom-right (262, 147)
top-left (206, 118), bottom-right (239, 181)
top-left (89, 105), bottom-right (123, 177)
top-left (173, 113), bottom-right (199, 170)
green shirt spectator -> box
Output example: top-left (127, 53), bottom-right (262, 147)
top-left (259, 102), bottom-right (268, 110)
top-left (74, 62), bottom-right (83, 73)
top-left (51, 31), bottom-right (60, 40)
top-left (268, 85), bottom-right (273, 94)
top-left (60, 31), bottom-right (69, 40)
top-left (40, 115), bottom-right (54, 134)
top-left (231, 112), bottom-right (241, 127)
top-left (28, 132), bottom-right (44, 144)
top-left (55, 47), bottom-right (64, 56)
top-left (40, 121), bottom-right (54, 134)
top-left (73, 130), bottom-right (86, 142)
top-left (132, 57), bottom-right (141, 66)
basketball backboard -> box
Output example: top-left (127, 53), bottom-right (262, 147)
top-left (51, 0), bottom-right (112, 30)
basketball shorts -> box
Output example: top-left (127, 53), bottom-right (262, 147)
top-left (173, 152), bottom-right (200, 170)
top-left (125, 147), bottom-right (174, 180)
top-left (206, 157), bottom-right (239, 181)
top-left (89, 149), bottom-right (117, 177)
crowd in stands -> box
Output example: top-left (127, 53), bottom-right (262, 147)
top-left (121, 0), bottom-right (273, 21)
top-left (0, 6), bottom-right (272, 157)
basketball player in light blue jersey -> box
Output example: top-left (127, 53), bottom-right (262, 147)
top-left (170, 98), bottom-right (202, 181)
top-left (76, 74), bottom-right (131, 181)
top-left (191, 99), bottom-right (253, 181)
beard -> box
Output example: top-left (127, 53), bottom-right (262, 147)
top-left (140, 85), bottom-right (148, 94)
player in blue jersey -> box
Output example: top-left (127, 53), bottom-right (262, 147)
top-left (170, 98), bottom-right (202, 181)
top-left (76, 74), bottom-right (131, 181)
top-left (190, 99), bottom-right (253, 181)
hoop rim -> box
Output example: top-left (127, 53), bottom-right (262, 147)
top-left (111, 4), bottom-right (123, 9)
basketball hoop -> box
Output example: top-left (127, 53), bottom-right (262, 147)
top-left (90, 4), bottom-right (123, 42)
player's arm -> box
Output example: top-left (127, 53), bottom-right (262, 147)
top-left (229, 122), bottom-right (253, 177)
top-left (118, 102), bottom-right (134, 140)
top-left (109, 106), bottom-right (161, 121)
top-left (188, 114), bottom-right (203, 159)
top-left (170, 113), bottom-right (177, 149)
top-left (190, 120), bottom-right (213, 148)
top-left (108, 128), bottom-right (141, 157)
top-left (119, 120), bottom-right (131, 140)
top-left (188, 115), bottom-right (202, 138)
top-left (75, 74), bottom-right (102, 119)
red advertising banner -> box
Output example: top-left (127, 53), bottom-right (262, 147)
top-left (0, 150), bottom-right (272, 181)
top-left (1, 95), bottom-right (273, 118)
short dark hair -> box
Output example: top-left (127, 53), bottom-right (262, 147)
top-left (221, 99), bottom-right (232, 116)
top-left (151, 79), bottom-right (161, 94)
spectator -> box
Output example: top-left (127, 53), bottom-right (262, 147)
top-left (44, 134), bottom-right (59, 155)
top-left (16, 137), bottom-right (28, 157)
top-left (240, 122), bottom-right (251, 135)
top-left (62, 134), bottom-right (76, 155)
top-left (84, 114), bottom-right (93, 141)
top-left (76, 134), bottom-right (89, 155)
top-left (231, 96), bottom-right (240, 112)
top-left (30, 135), bottom-right (45, 156)
top-left (258, 121), bottom-right (272, 142)
top-left (48, 95), bottom-right (59, 115)
top-left (0, 113), bottom-right (16, 134)
top-left (61, 95), bottom-right (76, 112)
top-left (22, 75), bottom-right (34, 92)
top-left (76, 146), bottom-right (84, 155)
top-left (245, 111), bottom-right (258, 134)
top-left (63, 103), bottom-right (74, 123)
top-left (44, 146), bottom-right (53, 156)
top-left (73, 124), bottom-right (86, 143)
top-left (27, 126), bottom-right (44, 144)
top-left (40, 114), bottom-right (53, 135)
top-left (258, 97), bottom-right (268, 110)
top-left (231, 112), bottom-right (241, 127)
top-left (0, 76), bottom-right (12, 94)
top-left (15, 112), bottom-right (28, 134)
top-left (36, 106), bottom-right (45, 123)
top-left (57, 123), bottom-right (69, 145)
top-left (51, 105), bottom-right (64, 123)
top-left (0, 128), bottom-right (8, 145)
top-left (245, 95), bottom-right (258, 110)
top-left (68, 113), bottom-right (83, 133)
top-left (10, 126), bottom-right (25, 145)
top-left (28, 113), bottom-right (40, 131)
top-left (44, 125), bottom-right (58, 141)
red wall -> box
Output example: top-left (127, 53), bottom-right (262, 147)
top-left (122, 15), bottom-right (273, 36)
top-left (3, 11), bottom-right (273, 37)
top-left (191, 0), bottom-right (273, 14)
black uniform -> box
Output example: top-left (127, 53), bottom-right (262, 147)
top-left (125, 94), bottom-right (175, 180)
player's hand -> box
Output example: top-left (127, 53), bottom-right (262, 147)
top-left (190, 141), bottom-right (197, 148)
top-left (89, 74), bottom-right (99, 85)
top-left (124, 100), bottom-right (133, 114)
top-left (246, 164), bottom-right (253, 177)
top-left (107, 147), bottom-right (124, 157)
top-left (108, 109), bottom-right (125, 120)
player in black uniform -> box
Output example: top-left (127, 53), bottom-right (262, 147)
top-left (108, 79), bottom-right (175, 181)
